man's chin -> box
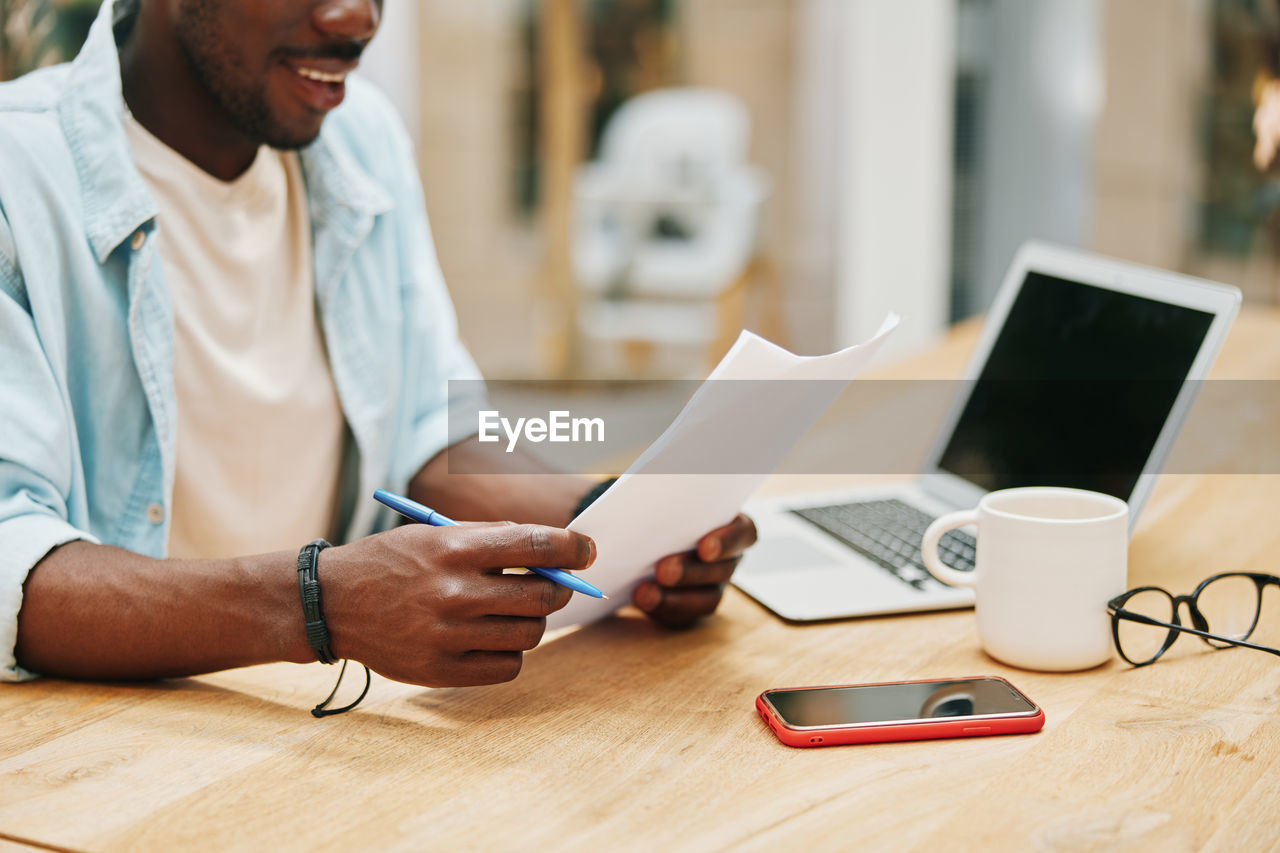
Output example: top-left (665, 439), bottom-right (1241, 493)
top-left (261, 123), bottom-right (324, 152)
top-left (225, 103), bottom-right (326, 152)
top-left (265, 133), bottom-right (322, 152)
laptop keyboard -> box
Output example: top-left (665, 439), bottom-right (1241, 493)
top-left (792, 499), bottom-right (975, 590)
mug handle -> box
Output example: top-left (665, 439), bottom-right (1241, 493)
top-left (921, 509), bottom-right (979, 588)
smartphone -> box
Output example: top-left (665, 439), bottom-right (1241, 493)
top-left (756, 676), bottom-right (1045, 748)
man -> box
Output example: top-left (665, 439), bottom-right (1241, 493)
top-left (0, 0), bottom-right (755, 694)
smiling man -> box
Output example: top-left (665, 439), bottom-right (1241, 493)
top-left (0, 0), bottom-right (755, 700)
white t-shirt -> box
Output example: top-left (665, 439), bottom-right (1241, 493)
top-left (123, 112), bottom-right (345, 559)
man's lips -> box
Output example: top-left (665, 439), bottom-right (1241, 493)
top-left (295, 67), bottom-right (346, 84)
top-left (282, 56), bottom-right (358, 85)
top-left (279, 56), bottom-right (356, 112)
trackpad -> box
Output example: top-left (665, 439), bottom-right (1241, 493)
top-left (737, 535), bottom-right (838, 575)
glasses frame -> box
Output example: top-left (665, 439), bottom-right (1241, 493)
top-left (1107, 572), bottom-right (1280, 667)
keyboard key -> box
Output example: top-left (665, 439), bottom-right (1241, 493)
top-left (793, 499), bottom-right (976, 585)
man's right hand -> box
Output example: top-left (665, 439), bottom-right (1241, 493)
top-left (321, 522), bottom-right (596, 688)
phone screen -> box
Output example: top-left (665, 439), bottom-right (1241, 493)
top-left (764, 678), bottom-right (1036, 728)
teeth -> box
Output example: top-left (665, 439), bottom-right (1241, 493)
top-left (294, 66), bottom-right (346, 84)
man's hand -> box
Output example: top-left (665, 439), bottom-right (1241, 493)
top-left (411, 441), bottom-right (757, 628)
top-left (322, 522), bottom-right (595, 687)
top-left (631, 514), bottom-right (757, 627)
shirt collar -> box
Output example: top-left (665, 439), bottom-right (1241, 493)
top-left (299, 121), bottom-right (394, 241)
top-left (61, 0), bottom-right (156, 263)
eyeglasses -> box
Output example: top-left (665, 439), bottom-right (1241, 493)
top-left (1107, 572), bottom-right (1280, 666)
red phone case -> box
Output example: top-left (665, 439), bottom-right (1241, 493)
top-left (756, 676), bottom-right (1045, 748)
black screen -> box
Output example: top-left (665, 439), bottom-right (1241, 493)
top-left (766, 678), bottom-right (1036, 728)
top-left (936, 272), bottom-right (1215, 498)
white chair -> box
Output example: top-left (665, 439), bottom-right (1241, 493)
top-left (571, 87), bottom-right (771, 376)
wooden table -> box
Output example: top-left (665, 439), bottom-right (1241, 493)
top-left (3, 311), bottom-right (1280, 852)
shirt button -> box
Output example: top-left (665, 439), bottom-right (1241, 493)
top-left (130, 230), bottom-right (147, 251)
top-left (146, 503), bottom-right (165, 524)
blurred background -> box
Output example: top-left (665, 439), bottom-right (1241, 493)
top-left (4, 0), bottom-right (1280, 380)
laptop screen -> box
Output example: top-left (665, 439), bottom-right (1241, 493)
top-left (936, 271), bottom-right (1215, 499)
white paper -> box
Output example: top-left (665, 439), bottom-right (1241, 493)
top-left (549, 315), bottom-right (900, 630)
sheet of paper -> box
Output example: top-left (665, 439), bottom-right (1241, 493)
top-left (549, 315), bottom-right (899, 630)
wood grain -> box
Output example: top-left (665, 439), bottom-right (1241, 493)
top-left (2, 310), bottom-right (1278, 851)
top-left (0, 836), bottom-right (78, 853)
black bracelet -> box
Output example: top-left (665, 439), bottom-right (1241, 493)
top-left (296, 538), bottom-right (338, 665)
top-left (573, 477), bottom-right (618, 520)
top-left (311, 658), bottom-right (371, 718)
top-left (296, 539), bottom-right (373, 717)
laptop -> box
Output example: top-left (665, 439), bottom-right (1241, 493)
top-left (732, 242), bottom-right (1242, 622)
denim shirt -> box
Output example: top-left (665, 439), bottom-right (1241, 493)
top-left (0, 1), bottom-right (483, 679)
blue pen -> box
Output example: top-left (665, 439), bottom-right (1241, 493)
top-left (373, 489), bottom-right (607, 599)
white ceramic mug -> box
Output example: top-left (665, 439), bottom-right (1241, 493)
top-left (921, 487), bottom-right (1129, 672)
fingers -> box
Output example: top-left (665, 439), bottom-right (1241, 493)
top-left (634, 514), bottom-right (754, 627)
top-left (445, 651), bottom-right (526, 686)
top-left (654, 553), bottom-right (739, 587)
top-left (476, 573), bottom-right (573, 618)
top-left (464, 616), bottom-right (549, 652)
top-left (633, 581), bottom-right (726, 628)
top-left (414, 616), bottom-right (547, 687)
top-left (432, 623), bottom-right (547, 686)
top-left (695, 514), bottom-right (757, 563)
top-left (424, 571), bottom-right (572, 620)
top-left (444, 523), bottom-right (596, 572)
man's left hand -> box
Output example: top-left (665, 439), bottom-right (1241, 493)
top-left (632, 514), bottom-right (757, 627)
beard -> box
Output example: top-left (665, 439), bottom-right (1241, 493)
top-left (173, 0), bottom-right (319, 151)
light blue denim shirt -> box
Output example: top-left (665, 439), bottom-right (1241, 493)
top-left (0, 1), bottom-right (483, 679)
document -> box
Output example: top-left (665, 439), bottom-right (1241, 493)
top-left (549, 316), bottom-right (899, 630)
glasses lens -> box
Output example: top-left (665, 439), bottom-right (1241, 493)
top-left (1196, 574), bottom-right (1261, 648)
top-left (1116, 589), bottom-right (1177, 665)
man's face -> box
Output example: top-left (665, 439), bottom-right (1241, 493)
top-left (172, 0), bottom-right (382, 150)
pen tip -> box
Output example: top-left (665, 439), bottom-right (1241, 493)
top-left (602, 594), bottom-right (610, 600)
